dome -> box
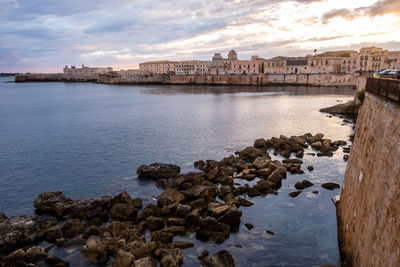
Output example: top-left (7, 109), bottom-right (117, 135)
top-left (228, 50), bottom-right (238, 60)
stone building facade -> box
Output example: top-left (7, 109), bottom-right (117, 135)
top-left (358, 46), bottom-right (388, 72)
top-left (229, 55), bottom-right (265, 74)
top-left (63, 65), bottom-right (113, 80)
top-left (139, 60), bottom-right (175, 74)
top-left (174, 60), bottom-right (209, 75)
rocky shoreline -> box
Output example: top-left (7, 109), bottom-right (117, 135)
top-left (0, 133), bottom-right (350, 267)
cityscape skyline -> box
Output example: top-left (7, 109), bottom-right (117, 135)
top-left (1, 0), bottom-right (400, 72)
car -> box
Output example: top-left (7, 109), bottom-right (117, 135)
top-left (379, 70), bottom-right (391, 75)
top-left (388, 70), bottom-right (399, 75)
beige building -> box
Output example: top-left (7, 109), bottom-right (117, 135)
top-left (174, 60), bottom-right (209, 75)
top-left (264, 56), bottom-right (287, 74)
top-left (139, 60), bottom-right (175, 74)
top-left (118, 69), bottom-right (148, 79)
top-left (307, 56), bottom-right (342, 73)
top-left (387, 51), bottom-right (400, 70)
top-left (63, 65), bottom-right (113, 76)
top-left (359, 46), bottom-right (388, 72)
top-left (229, 55), bottom-right (265, 74)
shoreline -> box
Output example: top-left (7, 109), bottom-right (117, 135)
top-left (0, 132), bottom-right (352, 267)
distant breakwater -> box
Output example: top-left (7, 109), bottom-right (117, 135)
top-left (15, 73), bottom-right (359, 87)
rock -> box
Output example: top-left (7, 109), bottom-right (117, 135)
top-left (137, 163), bottom-right (180, 179)
top-left (113, 191), bottom-right (142, 209)
top-left (266, 230), bottom-right (275, 235)
top-left (125, 241), bottom-right (157, 259)
top-left (110, 203), bottom-right (138, 221)
top-left (216, 207), bottom-right (242, 230)
top-left (56, 238), bottom-right (66, 246)
top-left (282, 159), bottom-right (303, 164)
top-left (279, 150), bottom-right (291, 158)
top-left (160, 248), bottom-right (183, 267)
top-left (172, 241), bottom-right (194, 249)
top-left (312, 191), bottom-right (319, 194)
top-left (256, 168), bottom-right (272, 177)
top-left (151, 230), bottom-right (174, 244)
top-left (196, 217), bottom-right (230, 244)
top-left (3, 248), bottom-right (27, 266)
top-left (266, 167), bottom-right (286, 188)
top-left (311, 141), bottom-right (322, 149)
top-left (166, 218), bottom-right (186, 227)
top-left (197, 250), bottom-right (209, 260)
top-left (137, 204), bottom-right (161, 221)
top-left (102, 237), bottom-right (126, 255)
top-left (114, 250), bottom-right (136, 267)
top-left (61, 219), bottom-right (84, 238)
top-left (194, 160), bottom-right (206, 170)
top-left (44, 225), bottom-right (64, 242)
top-left (245, 223), bottom-right (254, 230)
top-left (247, 187), bottom-right (261, 197)
top-left (289, 191), bottom-right (301, 198)
top-left (81, 235), bottom-right (108, 263)
top-left (134, 256), bottom-right (157, 267)
top-left (175, 204), bottom-right (191, 217)
top-left (253, 138), bottom-right (267, 148)
top-left (321, 183), bottom-right (340, 190)
top-left (145, 216), bottom-right (165, 231)
top-left (307, 153), bottom-right (315, 156)
top-left (296, 150), bottom-right (304, 158)
top-left (82, 225), bottom-right (100, 240)
top-left (157, 189), bottom-right (185, 208)
top-left (294, 182), bottom-right (306, 190)
top-left (0, 215), bottom-right (57, 254)
top-left (237, 197), bottom-right (254, 207)
top-left (343, 154), bottom-right (349, 161)
top-left (0, 212), bottom-right (7, 222)
top-left (238, 146), bottom-right (265, 162)
top-left (252, 157), bottom-right (270, 169)
top-left (307, 166), bottom-right (314, 171)
top-left (26, 246), bottom-right (47, 262)
top-left (33, 191), bottom-right (75, 217)
top-left (301, 180), bottom-right (314, 188)
top-left (209, 204), bottom-right (230, 218)
top-left (320, 144), bottom-right (332, 153)
top-left (319, 100), bottom-right (360, 115)
top-left (317, 151), bottom-right (334, 157)
top-left (45, 255), bottom-right (69, 267)
top-left (201, 250), bottom-right (235, 267)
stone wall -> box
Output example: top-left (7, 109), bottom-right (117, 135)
top-left (338, 92), bottom-right (400, 266)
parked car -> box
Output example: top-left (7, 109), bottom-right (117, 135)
top-left (388, 70), bottom-right (399, 75)
top-left (379, 70), bottom-right (391, 75)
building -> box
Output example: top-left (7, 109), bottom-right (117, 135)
top-left (139, 60), bottom-right (176, 74)
top-left (118, 69), bottom-right (148, 79)
top-left (209, 53), bottom-right (228, 74)
top-left (174, 60), bottom-right (209, 75)
top-left (387, 51), bottom-right (400, 70)
top-left (306, 56), bottom-right (342, 73)
top-left (264, 56), bottom-right (287, 74)
top-left (63, 65), bottom-right (113, 77)
top-left (359, 46), bottom-right (389, 72)
top-left (229, 55), bottom-right (265, 74)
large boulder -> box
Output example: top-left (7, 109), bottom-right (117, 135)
top-left (196, 217), bottom-right (230, 244)
top-left (110, 203), bottom-right (138, 221)
top-left (0, 215), bottom-right (57, 254)
top-left (33, 191), bottom-right (75, 217)
top-left (160, 248), bottom-right (183, 267)
top-left (157, 189), bottom-right (185, 208)
top-left (201, 250), bottom-right (235, 267)
top-left (26, 246), bottom-right (47, 262)
top-left (81, 235), bottom-right (108, 263)
top-left (114, 250), bottom-right (136, 267)
top-left (61, 219), bottom-right (84, 238)
top-left (137, 163), bottom-right (180, 179)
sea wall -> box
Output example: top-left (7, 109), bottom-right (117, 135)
top-left (15, 73), bottom-right (359, 87)
top-left (338, 87), bottom-right (400, 266)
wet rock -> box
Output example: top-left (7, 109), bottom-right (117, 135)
top-left (44, 225), bottom-right (64, 242)
top-left (0, 212), bottom-right (7, 222)
top-left (172, 241), bottom-right (194, 249)
top-left (125, 241), bottom-right (157, 259)
top-left (135, 256), bottom-right (157, 267)
top-left (137, 163), bottom-right (181, 179)
top-left (113, 191), bottom-right (142, 209)
top-left (296, 150), bottom-right (304, 158)
top-left (317, 151), bottom-right (334, 157)
top-left (102, 237), bottom-right (126, 255)
top-left (82, 225), bottom-right (100, 240)
top-left (311, 141), bottom-right (322, 149)
top-left (307, 153), bottom-right (315, 156)
top-left (253, 138), bottom-right (267, 148)
top-left (166, 218), bottom-right (186, 227)
top-left (114, 250), bottom-right (135, 267)
top-left (45, 255), bottom-right (69, 267)
top-left (197, 250), bottom-right (209, 260)
top-left (196, 217), bottom-right (230, 244)
top-left (3, 248), bottom-right (27, 266)
top-left (245, 223), bottom-right (254, 230)
top-left (151, 230), bottom-right (174, 244)
top-left (160, 248), bottom-right (183, 267)
top-left (295, 181), bottom-right (306, 190)
top-left (238, 146), bottom-right (265, 162)
top-left (266, 230), bottom-right (275, 235)
top-left (145, 216), bottom-right (165, 231)
top-left (183, 186), bottom-right (218, 201)
top-left (343, 147), bottom-right (351, 153)
top-left (312, 191), bottom-right (319, 194)
top-left (295, 180), bottom-right (314, 189)
top-left (110, 203), bottom-right (138, 221)
top-left (252, 157), bottom-right (270, 169)
top-left (247, 187), bottom-right (261, 197)
top-left (61, 219), bottom-right (84, 238)
top-left (282, 159), bottom-right (303, 164)
top-left (343, 154), bottom-right (349, 161)
top-left (0, 215), bottom-right (57, 254)
top-left (209, 204), bottom-right (230, 218)
top-left (307, 166), bottom-right (314, 171)
top-left (237, 197), bottom-right (254, 207)
top-left (26, 246), bottom-right (47, 262)
top-left (33, 191), bottom-right (75, 217)
top-left (321, 183), bottom-right (340, 190)
top-left (319, 100), bottom-right (360, 115)
top-left (194, 160), bottom-right (206, 170)
top-left (217, 207), bottom-right (242, 230)
top-left (157, 189), bottom-right (185, 208)
top-left (266, 167), bottom-right (286, 188)
top-left (301, 180), bottom-right (314, 188)
top-left (201, 250), bottom-right (235, 267)
top-left (185, 209), bottom-right (201, 225)
top-left (175, 204), bottom-right (191, 217)
top-left (137, 204), bottom-right (161, 221)
top-left (81, 235), bottom-right (108, 263)
top-left (289, 191), bottom-right (301, 198)
top-left (56, 238), bottom-right (66, 247)
top-left (256, 168), bottom-right (272, 178)
top-left (279, 150), bottom-right (291, 158)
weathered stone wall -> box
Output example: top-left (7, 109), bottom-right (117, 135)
top-left (14, 73), bottom-right (64, 82)
top-left (339, 93), bottom-right (400, 266)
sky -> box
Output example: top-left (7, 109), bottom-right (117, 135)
top-left (1, 0), bottom-right (400, 73)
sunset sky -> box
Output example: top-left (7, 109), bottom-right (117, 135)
top-left (1, 0), bottom-right (400, 72)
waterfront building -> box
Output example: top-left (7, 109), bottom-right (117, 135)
top-left (387, 51), bottom-right (400, 70)
top-left (63, 65), bottom-right (112, 75)
top-left (139, 60), bottom-right (176, 74)
top-left (264, 56), bottom-right (287, 74)
top-left (358, 46), bottom-right (389, 72)
top-left (118, 69), bottom-right (148, 79)
top-left (209, 53), bottom-right (229, 74)
top-left (174, 60), bottom-right (209, 75)
top-left (229, 55), bottom-right (265, 74)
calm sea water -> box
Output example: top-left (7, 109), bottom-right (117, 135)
top-left (0, 77), bottom-right (354, 266)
